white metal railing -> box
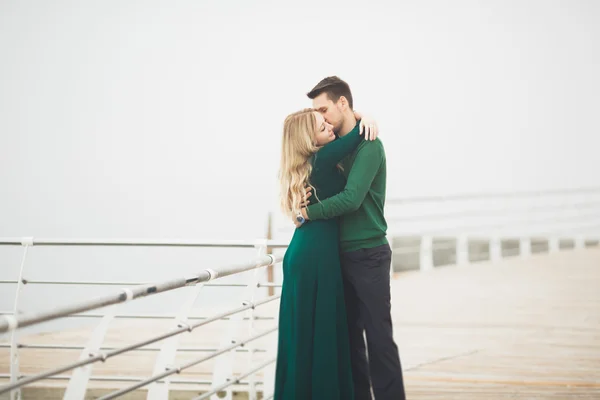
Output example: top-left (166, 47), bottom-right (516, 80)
top-left (0, 238), bottom-right (289, 400)
top-left (0, 238), bottom-right (290, 248)
top-left (384, 186), bottom-right (600, 270)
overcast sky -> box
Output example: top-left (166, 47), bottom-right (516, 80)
top-left (1, 0), bottom-right (599, 240)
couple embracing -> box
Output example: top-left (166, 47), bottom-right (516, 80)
top-left (275, 76), bottom-right (406, 400)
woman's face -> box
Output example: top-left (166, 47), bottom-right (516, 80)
top-left (313, 112), bottom-right (335, 146)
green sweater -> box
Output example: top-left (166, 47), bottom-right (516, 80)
top-left (306, 122), bottom-right (388, 252)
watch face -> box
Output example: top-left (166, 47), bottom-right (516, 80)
top-left (296, 216), bottom-right (304, 223)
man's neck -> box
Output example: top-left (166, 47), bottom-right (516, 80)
top-left (338, 111), bottom-right (357, 137)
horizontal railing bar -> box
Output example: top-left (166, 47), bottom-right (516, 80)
top-left (193, 358), bottom-right (276, 400)
top-left (388, 200), bottom-right (600, 222)
top-left (418, 211), bottom-right (600, 236)
top-left (0, 373), bottom-right (261, 386)
top-left (0, 254), bottom-right (282, 334)
top-left (0, 311), bottom-right (276, 321)
top-left (97, 326), bottom-right (278, 400)
top-left (257, 283), bottom-right (282, 288)
top-left (0, 238), bottom-right (289, 248)
top-left (387, 228), bottom-right (600, 243)
top-left (461, 219), bottom-right (600, 238)
top-left (0, 296), bottom-right (280, 395)
top-left (386, 186), bottom-right (600, 204)
top-left (390, 236), bottom-right (574, 255)
top-left (0, 343), bottom-right (268, 353)
top-left (389, 233), bottom-right (600, 241)
top-left (390, 235), bottom-right (599, 255)
top-left (391, 242), bottom-right (458, 255)
top-left (0, 280), bottom-right (278, 287)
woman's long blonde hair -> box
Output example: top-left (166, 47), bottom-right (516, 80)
top-left (279, 109), bottom-right (320, 217)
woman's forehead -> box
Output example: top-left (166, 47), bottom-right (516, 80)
top-left (313, 112), bottom-right (324, 124)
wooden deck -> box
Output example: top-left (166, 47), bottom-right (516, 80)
top-left (392, 248), bottom-right (600, 398)
top-left (1, 248), bottom-right (600, 399)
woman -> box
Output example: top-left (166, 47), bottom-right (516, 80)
top-left (274, 109), bottom-right (377, 399)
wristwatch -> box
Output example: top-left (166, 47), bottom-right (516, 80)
top-left (296, 210), bottom-right (306, 225)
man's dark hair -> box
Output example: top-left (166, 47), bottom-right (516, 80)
top-left (307, 76), bottom-right (353, 109)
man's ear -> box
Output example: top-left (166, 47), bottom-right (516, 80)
top-left (338, 96), bottom-right (349, 110)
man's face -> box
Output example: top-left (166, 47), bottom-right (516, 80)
top-left (312, 93), bottom-right (344, 134)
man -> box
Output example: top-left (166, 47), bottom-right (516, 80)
top-left (297, 76), bottom-right (406, 400)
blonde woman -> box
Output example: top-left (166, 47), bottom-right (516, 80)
top-left (275, 108), bottom-right (376, 399)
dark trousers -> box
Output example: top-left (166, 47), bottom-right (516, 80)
top-left (341, 243), bottom-right (406, 400)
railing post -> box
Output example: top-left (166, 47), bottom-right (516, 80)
top-left (247, 240), bottom-right (267, 400)
top-left (574, 235), bottom-right (585, 250)
top-left (146, 283), bottom-right (205, 400)
top-left (265, 213), bottom-right (275, 296)
top-left (549, 236), bottom-right (560, 253)
top-left (456, 235), bottom-right (469, 266)
top-left (490, 236), bottom-right (501, 263)
top-left (520, 237), bottom-right (531, 258)
top-left (63, 312), bottom-right (115, 400)
top-left (419, 235), bottom-right (433, 271)
top-left (258, 241), bottom-right (278, 400)
top-left (10, 238), bottom-right (33, 400)
top-left (209, 242), bottom-right (265, 400)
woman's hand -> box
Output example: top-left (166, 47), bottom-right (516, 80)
top-left (354, 110), bottom-right (379, 141)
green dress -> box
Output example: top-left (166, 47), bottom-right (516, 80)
top-left (274, 124), bottom-right (363, 400)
